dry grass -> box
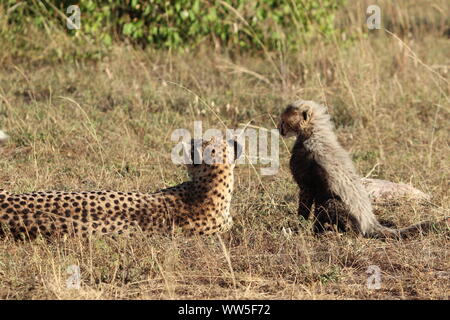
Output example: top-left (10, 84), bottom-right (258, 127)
top-left (0, 1), bottom-right (449, 299)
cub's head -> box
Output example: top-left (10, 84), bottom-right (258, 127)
top-left (278, 99), bottom-right (329, 140)
top-left (184, 136), bottom-right (242, 179)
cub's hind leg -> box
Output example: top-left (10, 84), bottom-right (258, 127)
top-left (313, 198), bottom-right (358, 235)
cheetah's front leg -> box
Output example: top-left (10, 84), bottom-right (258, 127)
top-left (297, 188), bottom-right (314, 221)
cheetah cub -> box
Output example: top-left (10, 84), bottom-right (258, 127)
top-left (278, 100), bottom-right (448, 238)
top-left (0, 135), bottom-right (241, 239)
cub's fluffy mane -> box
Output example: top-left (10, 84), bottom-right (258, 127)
top-left (283, 99), bottom-right (447, 238)
top-left (294, 100), bottom-right (380, 235)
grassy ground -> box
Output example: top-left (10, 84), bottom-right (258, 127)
top-left (0, 1), bottom-right (449, 299)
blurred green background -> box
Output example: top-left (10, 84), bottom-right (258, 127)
top-left (1, 0), bottom-right (344, 52)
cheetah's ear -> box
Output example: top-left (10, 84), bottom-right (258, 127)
top-left (180, 139), bottom-right (201, 165)
top-left (300, 106), bottom-right (313, 122)
top-left (228, 139), bottom-right (242, 162)
top-left (301, 110), bottom-right (309, 121)
top-left (190, 139), bottom-right (203, 166)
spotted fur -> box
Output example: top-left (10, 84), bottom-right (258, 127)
top-left (0, 136), bottom-right (239, 239)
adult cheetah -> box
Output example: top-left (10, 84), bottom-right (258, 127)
top-left (0, 134), bottom-right (240, 239)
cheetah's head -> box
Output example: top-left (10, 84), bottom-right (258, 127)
top-left (183, 136), bottom-right (242, 179)
top-left (278, 99), bottom-right (328, 140)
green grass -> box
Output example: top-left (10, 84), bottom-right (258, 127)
top-left (0, 0), bottom-right (449, 299)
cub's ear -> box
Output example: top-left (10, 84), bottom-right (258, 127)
top-left (301, 108), bottom-right (312, 122)
top-left (302, 111), bottom-right (308, 121)
top-left (228, 139), bottom-right (242, 161)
